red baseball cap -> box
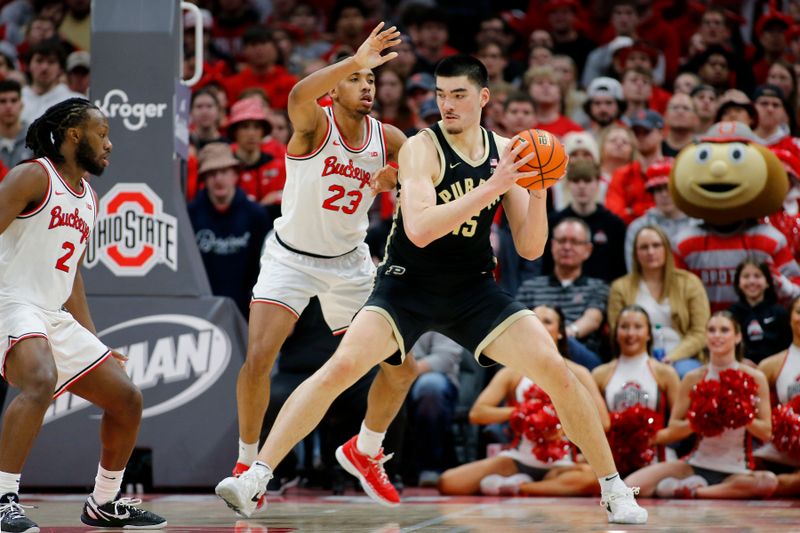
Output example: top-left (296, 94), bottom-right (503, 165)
top-left (645, 158), bottom-right (674, 190)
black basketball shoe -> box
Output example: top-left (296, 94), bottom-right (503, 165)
top-left (80, 495), bottom-right (167, 529)
top-left (0, 492), bottom-right (39, 533)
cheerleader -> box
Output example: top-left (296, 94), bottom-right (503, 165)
top-left (592, 305), bottom-right (680, 473)
top-left (757, 296), bottom-right (800, 497)
top-left (626, 311), bottom-right (778, 498)
top-left (438, 305), bottom-right (609, 496)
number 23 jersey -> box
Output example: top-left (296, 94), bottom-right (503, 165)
top-left (0, 157), bottom-right (97, 311)
top-left (274, 106), bottom-right (387, 257)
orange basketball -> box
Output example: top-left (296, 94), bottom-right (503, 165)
top-left (512, 129), bottom-right (568, 190)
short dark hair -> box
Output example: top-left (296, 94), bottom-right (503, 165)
top-left (26, 39), bottom-right (65, 69)
top-left (554, 216), bottom-right (592, 243)
top-left (0, 79), bottom-right (22, 96)
top-left (191, 87), bottom-right (220, 108)
top-left (242, 26), bottom-right (275, 47)
top-left (328, 0), bottom-right (367, 32)
top-left (435, 54), bottom-right (488, 89)
top-left (503, 92), bottom-right (535, 112)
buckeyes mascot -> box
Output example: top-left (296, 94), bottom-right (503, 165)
top-left (670, 122), bottom-right (800, 311)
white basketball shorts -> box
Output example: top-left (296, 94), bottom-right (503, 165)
top-left (251, 233), bottom-right (376, 333)
top-left (0, 299), bottom-right (111, 398)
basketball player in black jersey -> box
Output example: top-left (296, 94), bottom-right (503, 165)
top-left (216, 55), bottom-right (648, 525)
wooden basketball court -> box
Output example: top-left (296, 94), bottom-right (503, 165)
top-left (19, 488), bottom-right (800, 531)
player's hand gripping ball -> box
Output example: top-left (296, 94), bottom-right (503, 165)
top-left (512, 129), bottom-right (568, 190)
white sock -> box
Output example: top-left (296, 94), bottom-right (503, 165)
top-left (92, 465), bottom-right (124, 505)
top-left (598, 472), bottom-right (627, 495)
top-left (356, 422), bottom-right (385, 458)
top-left (238, 438), bottom-right (258, 466)
top-left (0, 471), bottom-right (20, 496)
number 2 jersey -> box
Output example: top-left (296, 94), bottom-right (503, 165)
top-left (0, 157), bottom-right (96, 311)
top-left (380, 123), bottom-right (502, 279)
top-left (273, 106), bottom-right (387, 256)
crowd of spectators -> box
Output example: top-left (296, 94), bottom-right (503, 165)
top-left (2, 0), bottom-right (800, 496)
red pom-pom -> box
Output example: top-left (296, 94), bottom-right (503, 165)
top-left (772, 395), bottom-right (800, 461)
top-left (509, 384), bottom-right (570, 463)
top-left (688, 369), bottom-right (759, 437)
top-left (607, 405), bottom-right (663, 476)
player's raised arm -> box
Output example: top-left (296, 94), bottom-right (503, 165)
top-left (0, 162), bottom-right (49, 235)
top-left (399, 131), bottom-right (536, 248)
top-left (287, 22), bottom-right (400, 153)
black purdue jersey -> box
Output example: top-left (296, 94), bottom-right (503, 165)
top-left (380, 123), bottom-right (502, 279)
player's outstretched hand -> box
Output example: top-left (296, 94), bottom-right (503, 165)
top-left (489, 136), bottom-right (538, 194)
top-left (354, 22), bottom-right (401, 70)
top-left (111, 349), bottom-right (128, 369)
top-left (369, 164), bottom-right (398, 196)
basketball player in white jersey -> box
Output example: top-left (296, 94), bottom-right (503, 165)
top-left (0, 98), bottom-right (166, 532)
top-left (230, 23), bottom-right (411, 506)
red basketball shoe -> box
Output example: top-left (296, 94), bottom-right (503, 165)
top-left (335, 436), bottom-right (400, 506)
top-left (232, 463), bottom-right (266, 512)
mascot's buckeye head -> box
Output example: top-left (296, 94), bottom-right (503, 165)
top-left (670, 121), bottom-right (788, 225)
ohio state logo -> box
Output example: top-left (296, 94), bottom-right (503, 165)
top-left (85, 183), bottom-right (177, 276)
top-left (613, 381), bottom-right (651, 412)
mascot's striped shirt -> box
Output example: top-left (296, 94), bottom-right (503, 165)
top-left (673, 221), bottom-right (800, 312)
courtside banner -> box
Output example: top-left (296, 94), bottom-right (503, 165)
top-left (18, 296), bottom-right (246, 488)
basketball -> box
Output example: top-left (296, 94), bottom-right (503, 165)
top-left (512, 129), bottom-right (569, 190)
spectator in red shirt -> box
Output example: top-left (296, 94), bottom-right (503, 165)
top-left (183, 7), bottom-right (237, 90)
top-left (751, 11), bottom-right (793, 85)
top-left (635, 0), bottom-right (683, 83)
top-left (606, 110), bottom-right (664, 225)
top-left (283, 2), bottom-right (332, 75)
top-left (405, 5), bottom-right (459, 73)
top-left (223, 26), bottom-right (298, 110)
top-left (581, 1), bottom-right (638, 86)
top-left (211, 0), bottom-right (260, 61)
top-left (321, 0), bottom-right (369, 64)
top-left (615, 44), bottom-right (671, 113)
top-left (228, 97), bottom-right (285, 218)
top-left (526, 65), bottom-right (583, 139)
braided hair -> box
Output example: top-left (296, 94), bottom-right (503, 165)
top-left (25, 98), bottom-right (100, 163)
